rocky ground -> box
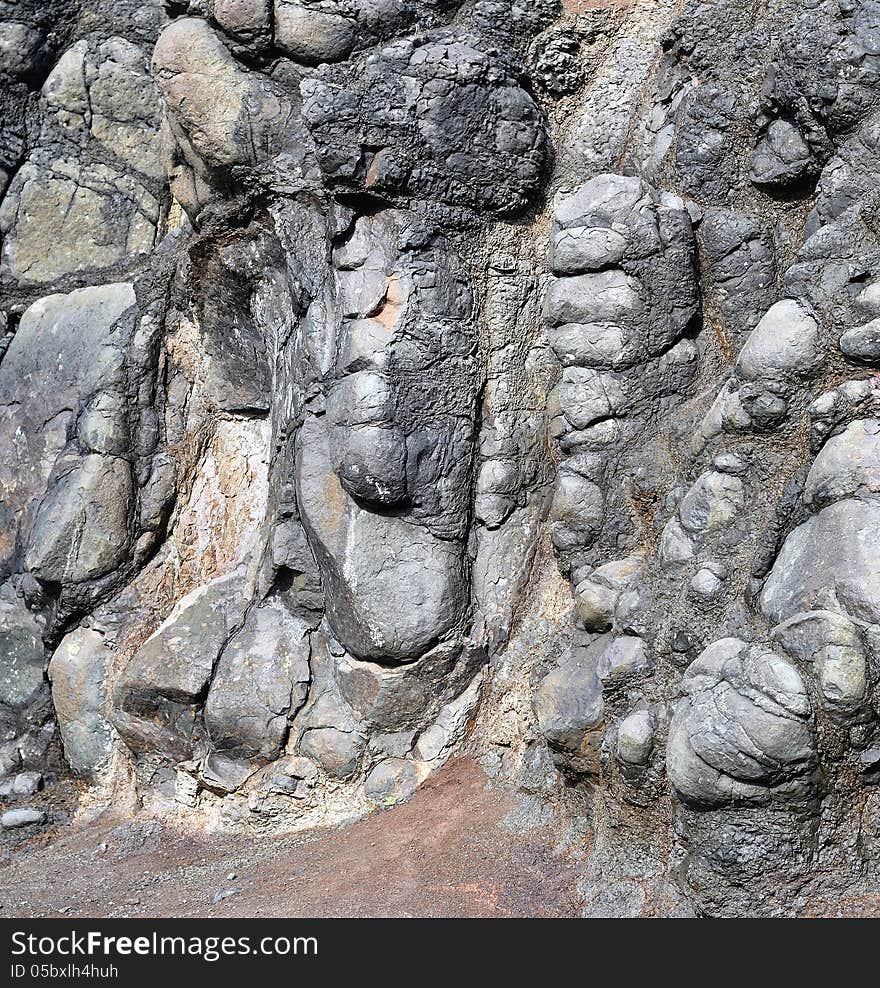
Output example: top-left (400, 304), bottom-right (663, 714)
top-left (0, 759), bottom-right (582, 918)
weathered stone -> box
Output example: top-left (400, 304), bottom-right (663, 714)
top-left (364, 757), bottom-right (422, 805)
top-left (201, 752), bottom-right (257, 794)
top-left (274, 1), bottom-right (355, 63)
top-left (550, 226), bottom-right (628, 276)
top-left (9, 770), bottom-right (42, 796)
top-left (690, 568), bottom-right (723, 602)
top-left (3, 0), bottom-right (879, 919)
top-left (296, 414), bottom-right (467, 662)
top-left (48, 627), bottom-right (115, 775)
top-left (1, 807), bottom-right (46, 829)
top-left (0, 22), bottom-right (49, 80)
top-left (596, 635), bottom-right (650, 684)
top-left (533, 640), bottom-right (605, 774)
top-left (658, 517), bottom-right (696, 567)
top-left (550, 469), bottom-right (604, 555)
top-left (18, 723), bottom-right (54, 771)
top-left (750, 120), bottom-right (815, 190)
top-left (667, 639), bottom-right (816, 808)
top-left (804, 419), bottom-right (880, 509)
top-left (678, 471), bottom-right (744, 537)
top-left (298, 727), bottom-right (363, 780)
top-left (546, 321), bottom-right (625, 369)
top-left (152, 17), bottom-right (297, 198)
top-left (301, 30), bottom-right (549, 214)
top-left (214, 0), bottom-right (272, 42)
top-left (701, 208), bottom-right (777, 343)
top-left (26, 455), bottom-right (133, 585)
top-left (205, 600), bottom-right (311, 760)
top-left (761, 500), bottom-right (880, 626)
top-left (0, 284), bottom-right (137, 574)
top-left (545, 270), bottom-right (643, 327)
top-left (772, 610), bottom-right (869, 722)
top-left (42, 37), bottom-right (164, 181)
top-left (840, 319), bottom-right (880, 363)
top-left (113, 575), bottom-right (247, 758)
top-left (574, 556), bottom-right (642, 631)
top-left (617, 710), bottom-right (654, 766)
top-left (0, 587), bottom-right (46, 711)
top-left (735, 299), bottom-right (822, 383)
top-left (0, 154), bottom-right (158, 284)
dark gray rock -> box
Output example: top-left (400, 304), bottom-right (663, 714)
top-left (750, 119), bottom-right (816, 190)
top-left (26, 455), bottom-right (134, 585)
top-left (296, 414), bottom-right (467, 663)
top-left (298, 727), bottom-right (363, 780)
top-left (4, 0), bottom-right (880, 919)
top-left (0, 284), bottom-right (137, 578)
top-left (301, 30), bottom-right (550, 215)
top-left (760, 499), bottom-right (880, 626)
top-left (840, 318), bottom-right (880, 362)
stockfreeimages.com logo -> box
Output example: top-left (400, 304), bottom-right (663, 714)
top-left (10, 930), bottom-right (318, 964)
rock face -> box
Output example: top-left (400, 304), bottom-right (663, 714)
top-left (667, 638), bottom-right (816, 808)
top-left (4, 0), bottom-right (880, 917)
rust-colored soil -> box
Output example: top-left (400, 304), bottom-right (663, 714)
top-left (0, 759), bottom-right (581, 918)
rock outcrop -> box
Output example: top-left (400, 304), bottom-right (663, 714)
top-left (4, 0), bottom-right (880, 917)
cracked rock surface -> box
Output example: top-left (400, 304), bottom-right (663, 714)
top-left (4, 0), bottom-right (880, 917)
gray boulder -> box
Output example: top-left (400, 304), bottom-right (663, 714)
top-left (152, 17), bottom-right (296, 172)
top-left (734, 299), bottom-right (822, 384)
top-left (296, 414), bottom-right (467, 663)
top-left (274, 0), bottom-right (356, 63)
top-left (364, 757), bottom-right (422, 805)
top-left (616, 709), bottom-right (654, 767)
top-left (112, 574), bottom-right (247, 758)
top-left (750, 119), bottom-right (815, 190)
top-left (301, 30), bottom-right (549, 214)
top-left (1, 807), bottom-right (46, 829)
top-left (42, 36), bottom-right (163, 181)
top-left (48, 627), bottom-right (115, 775)
top-left (667, 639), bottom-right (816, 808)
top-left (0, 284), bottom-right (137, 577)
top-left (298, 727), bottom-right (363, 780)
top-left (533, 639), bottom-right (606, 774)
top-left (772, 609), bottom-right (869, 723)
top-left (803, 419), bottom-right (880, 510)
top-left (0, 153), bottom-right (158, 284)
top-left (760, 500), bottom-right (880, 626)
top-left (840, 319), bottom-right (880, 363)
top-left (205, 600), bottom-right (311, 760)
top-left (26, 455), bottom-right (133, 585)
